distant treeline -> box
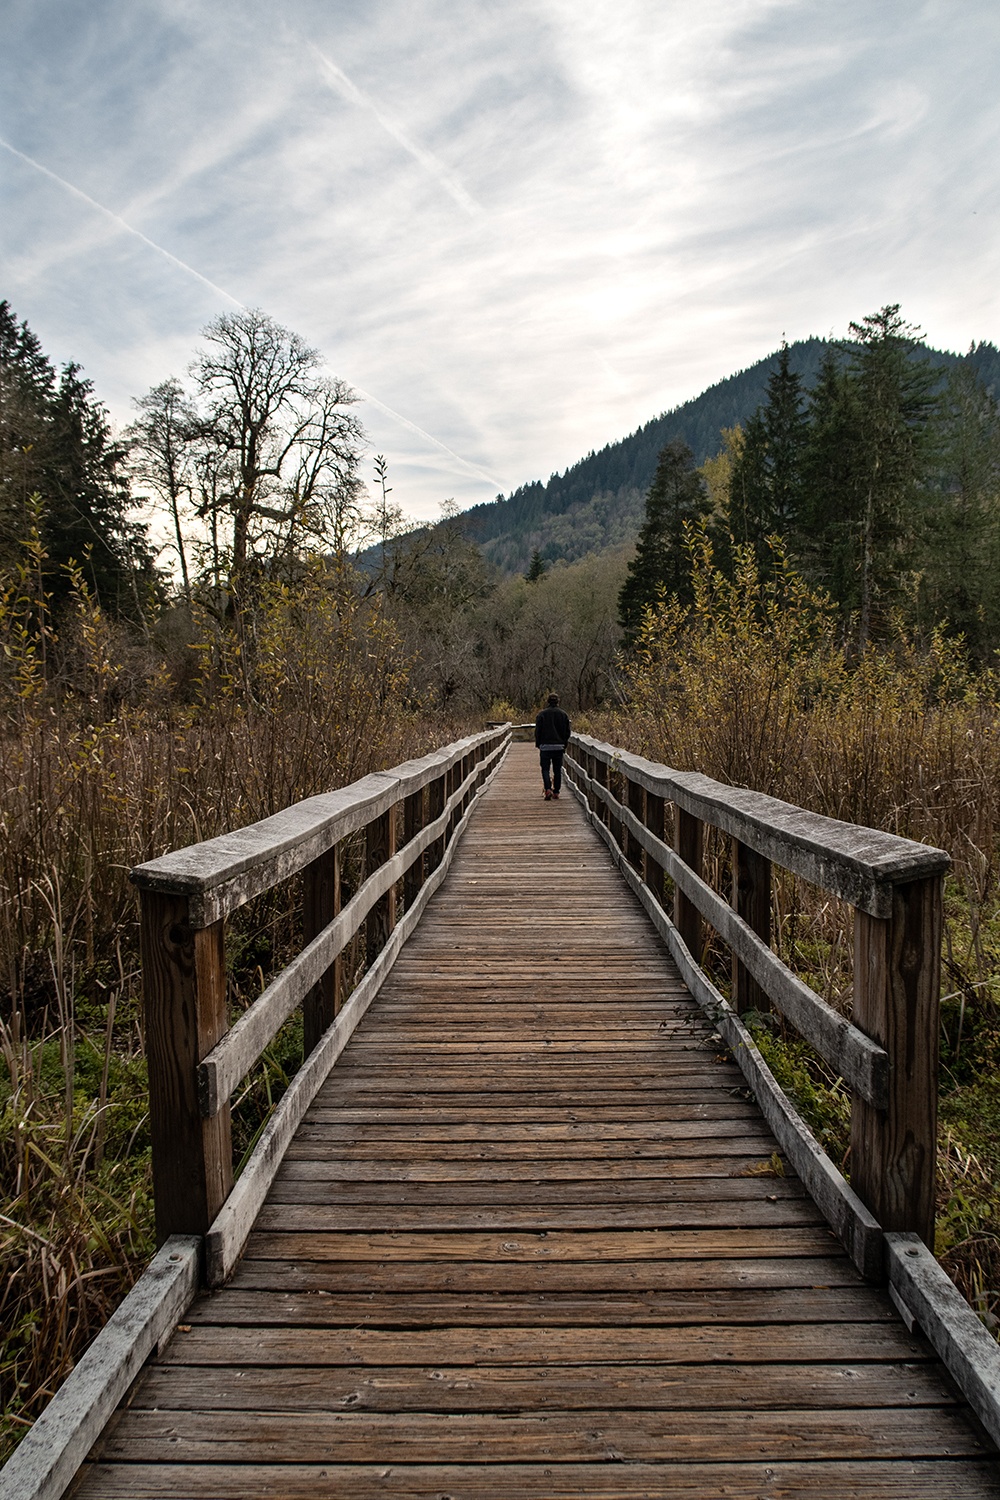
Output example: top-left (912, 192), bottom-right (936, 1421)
top-left (462, 334), bottom-right (1000, 575)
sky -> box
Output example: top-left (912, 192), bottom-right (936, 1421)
top-left (2, 0), bottom-right (999, 523)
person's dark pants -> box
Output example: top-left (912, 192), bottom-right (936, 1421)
top-left (540, 749), bottom-right (564, 794)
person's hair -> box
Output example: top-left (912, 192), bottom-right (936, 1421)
top-left (547, 693), bottom-right (559, 706)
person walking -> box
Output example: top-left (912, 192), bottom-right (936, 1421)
top-left (535, 692), bottom-right (571, 800)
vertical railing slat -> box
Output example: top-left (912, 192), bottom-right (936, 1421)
top-left (140, 895), bottom-right (232, 1243)
top-left (850, 876), bottom-right (943, 1243)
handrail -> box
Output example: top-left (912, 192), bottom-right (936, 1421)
top-left (131, 726), bottom-right (510, 1267)
top-left (563, 733), bottom-right (949, 1278)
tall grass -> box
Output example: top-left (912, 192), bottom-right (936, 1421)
top-left (0, 549), bottom-right (470, 1460)
top-left (586, 532), bottom-right (1000, 1329)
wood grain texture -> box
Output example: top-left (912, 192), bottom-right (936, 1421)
top-left (77, 745), bottom-right (994, 1500)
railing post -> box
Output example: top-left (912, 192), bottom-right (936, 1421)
top-left (427, 771), bottom-right (446, 871)
top-left (140, 892), bottom-right (232, 1244)
top-left (850, 876), bottom-right (942, 1244)
top-left (403, 788), bottom-right (425, 910)
top-left (365, 806), bottom-right (397, 961)
top-left (625, 776), bottom-right (645, 872)
top-left (608, 767), bottom-right (624, 851)
top-left (644, 792), bottom-right (666, 907)
top-left (303, 844), bottom-right (341, 1052)
top-left (674, 806), bottom-right (704, 961)
top-left (732, 839), bottom-right (772, 1014)
top-left (593, 756), bottom-right (609, 828)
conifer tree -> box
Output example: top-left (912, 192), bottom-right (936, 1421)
top-left (0, 301), bottom-right (151, 612)
top-left (800, 306), bottom-right (936, 645)
top-left (618, 438), bottom-right (707, 641)
top-left (525, 549), bottom-right (548, 582)
top-left (727, 343), bottom-right (806, 572)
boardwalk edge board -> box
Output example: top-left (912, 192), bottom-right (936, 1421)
top-left (0, 1236), bottom-right (199, 1500)
top-left (203, 740), bottom-right (509, 1288)
top-left (564, 768), bottom-right (885, 1279)
top-left (887, 1233), bottom-right (1000, 1451)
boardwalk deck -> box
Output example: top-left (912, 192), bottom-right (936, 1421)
top-left (78, 743), bottom-right (1000, 1497)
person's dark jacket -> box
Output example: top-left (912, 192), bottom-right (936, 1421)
top-left (535, 706), bottom-right (571, 748)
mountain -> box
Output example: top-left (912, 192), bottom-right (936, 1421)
top-left (459, 337), bottom-right (1000, 576)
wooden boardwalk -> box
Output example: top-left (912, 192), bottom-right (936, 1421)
top-left (79, 744), bottom-right (1000, 1497)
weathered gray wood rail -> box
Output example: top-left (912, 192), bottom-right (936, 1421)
top-left (131, 726), bottom-right (509, 1283)
top-left (564, 732), bottom-right (949, 1278)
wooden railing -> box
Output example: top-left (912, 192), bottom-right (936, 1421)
top-left (131, 726), bottom-right (510, 1285)
top-left (564, 733), bottom-right (950, 1279)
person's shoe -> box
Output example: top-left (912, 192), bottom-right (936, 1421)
top-left (552, 792), bottom-right (560, 799)
top-left (543, 789), bottom-right (552, 800)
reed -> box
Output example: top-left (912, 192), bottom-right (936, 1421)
top-left (0, 556), bottom-right (471, 1460)
top-left (584, 532), bottom-right (1000, 1334)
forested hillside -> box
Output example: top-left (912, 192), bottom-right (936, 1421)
top-left (463, 336), bottom-right (1000, 574)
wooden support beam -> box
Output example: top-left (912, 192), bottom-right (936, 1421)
top-left (644, 791), bottom-right (666, 908)
top-left (850, 875), bottom-right (943, 1244)
top-left (365, 809), bottom-right (396, 964)
top-left (674, 806), bottom-right (704, 963)
top-left (593, 756), bottom-right (609, 827)
top-left (403, 788), bottom-right (425, 910)
top-left (427, 772), bottom-right (446, 871)
top-left (302, 844), bottom-right (341, 1053)
top-left (607, 769), bottom-right (624, 852)
top-left (732, 838), bottom-right (772, 1015)
top-left (139, 892), bottom-right (232, 1243)
top-left (626, 777), bottom-right (645, 872)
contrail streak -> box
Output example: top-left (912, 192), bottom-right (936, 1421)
top-left (355, 385), bottom-right (505, 489)
top-left (309, 44), bottom-right (482, 219)
top-left (2, 135), bottom-right (499, 489)
top-left (0, 136), bottom-right (243, 307)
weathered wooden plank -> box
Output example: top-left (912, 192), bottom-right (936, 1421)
top-left (156, 1319), bottom-right (925, 1366)
top-left (134, 1357), bottom-right (960, 1413)
top-left (0, 1237), bottom-right (199, 1500)
top-left (101, 1405), bottom-right (990, 1464)
top-left (73, 1459), bottom-right (1000, 1499)
top-left (250, 1199), bottom-right (824, 1232)
top-left (888, 1233), bottom-right (1000, 1452)
top-left (227, 1255), bottom-right (861, 1296)
top-left (185, 1284), bottom-right (893, 1328)
top-left (240, 1227), bottom-right (849, 1263)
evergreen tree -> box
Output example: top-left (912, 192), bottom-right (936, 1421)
top-left (764, 343), bottom-right (808, 532)
top-left (798, 350), bottom-right (865, 608)
top-left (618, 439), bottom-right (707, 640)
top-left (728, 410), bottom-right (769, 554)
top-left (525, 549), bottom-right (548, 582)
top-left (916, 363), bottom-right (1000, 657)
top-left (0, 301), bottom-right (152, 613)
top-left (727, 343), bottom-right (806, 572)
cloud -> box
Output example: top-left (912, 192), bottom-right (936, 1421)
top-left (0, 134), bottom-right (242, 308)
top-left (309, 43), bottom-right (482, 219)
top-left (2, 0), bottom-right (999, 522)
